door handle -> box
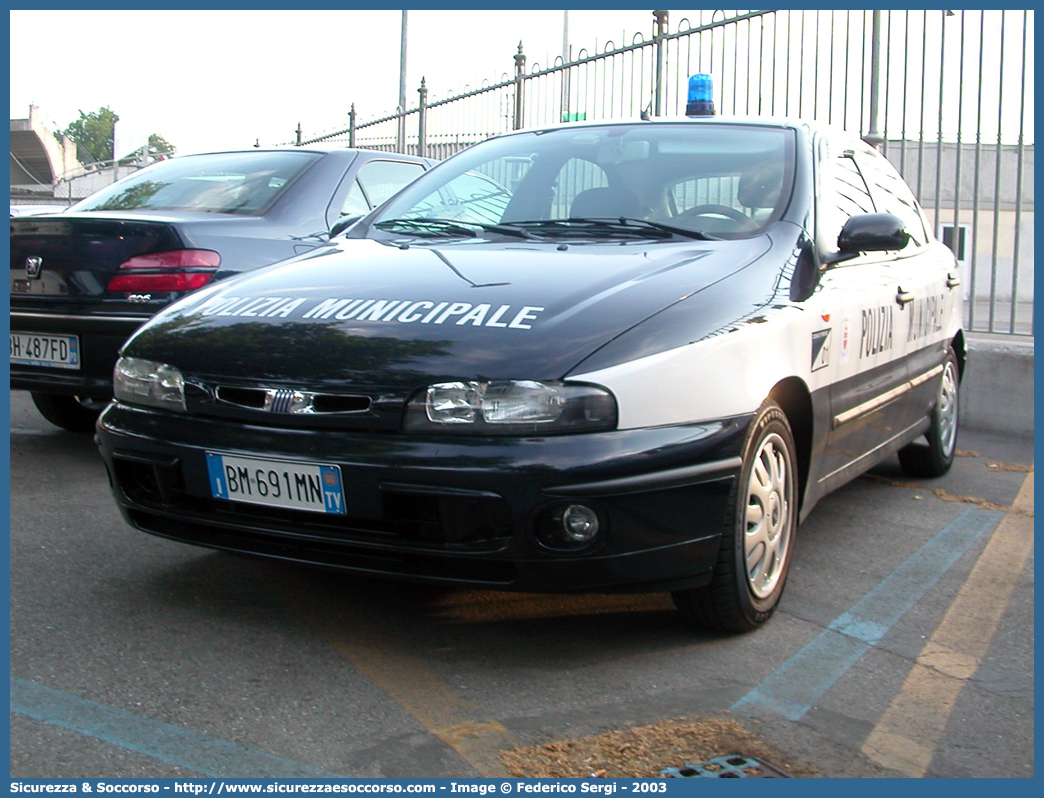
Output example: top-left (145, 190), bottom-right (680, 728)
top-left (895, 288), bottom-right (915, 307)
top-left (946, 273), bottom-right (961, 289)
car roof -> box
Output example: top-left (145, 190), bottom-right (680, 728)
top-left (500, 114), bottom-right (868, 146)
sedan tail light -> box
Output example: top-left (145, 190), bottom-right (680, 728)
top-left (106, 249), bottom-right (220, 293)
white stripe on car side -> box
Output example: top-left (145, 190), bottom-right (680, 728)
top-left (571, 287), bottom-right (959, 431)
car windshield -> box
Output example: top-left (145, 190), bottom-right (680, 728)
top-left (72, 151), bottom-right (323, 215)
top-left (369, 123), bottom-right (795, 240)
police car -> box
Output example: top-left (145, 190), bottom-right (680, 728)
top-left (95, 99), bottom-right (963, 633)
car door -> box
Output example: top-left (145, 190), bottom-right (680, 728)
top-left (854, 148), bottom-right (962, 426)
top-left (810, 137), bottom-right (919, 493)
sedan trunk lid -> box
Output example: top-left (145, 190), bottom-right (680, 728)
top-left (10, 215), bottom-right (186, 301)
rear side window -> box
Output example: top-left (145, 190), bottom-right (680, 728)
top-left (340, 180), bottom-right (371, 217)
top-left (72, 151), bottom-right (323, 215)
top-left (342, 160), bottom-right (428, 215)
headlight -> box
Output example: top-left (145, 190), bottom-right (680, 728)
top-left (113, 357), bottom-right (186, 412)
top-left (404, 380), bottom-right (617, 435)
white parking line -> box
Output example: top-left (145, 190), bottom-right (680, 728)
top-left (733, 508), bottom-right (1003, 720)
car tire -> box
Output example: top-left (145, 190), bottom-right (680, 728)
top-left (898, 346), bottom-right (960, 478)
top-left (30, 392), bottom-right (107, 433)
top-left (673, 400), bottom-right (798, 633)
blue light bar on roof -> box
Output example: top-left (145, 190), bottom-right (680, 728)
top-left (686, 73), bottom-right (716, 117)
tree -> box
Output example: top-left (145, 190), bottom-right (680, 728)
top-left (62, 106), bottom-right (118, 165)
top-left (148, 133), bottom-right (176, 158)
top-left (61, 107), bottom-right (177, 165)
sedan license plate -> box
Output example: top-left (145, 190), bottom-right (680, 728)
top-left (206, 453), bottom-right (345, 515)
top-left (10, 332), bottom-right (80, 369)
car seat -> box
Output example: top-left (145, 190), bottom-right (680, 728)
top-left (569, 186), bottom-right (642, 219)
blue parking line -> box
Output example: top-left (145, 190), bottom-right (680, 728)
top-left (733, 508), bottom-right (1004, 721)
top-left (10, 676), bottom-right (343, 778)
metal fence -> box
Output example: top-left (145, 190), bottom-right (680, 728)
top-left (299, 9), bottom-right (1033, 336)
top-left (48, 154), bottom-right (156, 203)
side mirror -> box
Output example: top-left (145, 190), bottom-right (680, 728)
top-left (825, 213), bottom-right (910, 266)
top-left (330, 214), bottom-right (362, 238)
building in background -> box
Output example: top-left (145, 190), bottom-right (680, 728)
top-left (10, 105), bottom-right (154, 209)
top-left (10, 105), bottom-right (80, 208)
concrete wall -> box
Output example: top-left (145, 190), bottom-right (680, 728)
top-left (960, 333), bottom-right (1034, 438)
top-left (9, 105), bottom-right (80, 188)
top-left (922, 208), bottom-right (1034, 304)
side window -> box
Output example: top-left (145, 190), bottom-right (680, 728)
top-left (340, 179), bottom-right (370, 217)
top-left (551, 158), bottom-right (610, 219)
top-left (856, 152), bottom-right (929, 248)
top-left (821, 154), bottom-right (877, 251)
top-left (341, 160), bottom-right (427, 217)
top-left (834, 156), bottom-right (877, 220)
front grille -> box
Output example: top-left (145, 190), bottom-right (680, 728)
top-left (184, 381), bottom-right (403, 431)
top-left (214, 386), bottom-right (266, 409)
top-left (215, 385), bottom-right (372, 414)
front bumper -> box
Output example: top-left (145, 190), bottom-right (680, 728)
top-left (96, 403), bottom-right (752, 593)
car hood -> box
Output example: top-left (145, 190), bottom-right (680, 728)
top-left (125, 235), bottom-right (774, 388)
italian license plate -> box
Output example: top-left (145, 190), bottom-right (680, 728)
top-left (206, 452), bottom-right (346, 515)
top-left (10, 332), bottom-right (80, 369)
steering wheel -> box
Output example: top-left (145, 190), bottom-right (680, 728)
top-left (676, 204), bottom-right (760, 234)
top-left (679, 204), bottom-right (750, 223)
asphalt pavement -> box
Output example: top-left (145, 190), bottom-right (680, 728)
top-left (8, 390), bottom-right (1034, 778)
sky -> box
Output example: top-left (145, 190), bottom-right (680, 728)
top-left (11, 8), bottom-right (1031, 158)
top-left (10, 8), bottom-right (684, 157)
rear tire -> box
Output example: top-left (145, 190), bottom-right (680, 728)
top-left (898, 347), bottom-right (960, 478)
top-left (30, 392), bottom-right (107, 433)
top-left (673, 400), bottom-right (798, 633)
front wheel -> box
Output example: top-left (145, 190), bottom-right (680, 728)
top-left (898, 347), bottom-right (960, 478)
top-left (673, 400), bottom-right (798, 633)
top-left (30, 392), bottom-right (108, 433)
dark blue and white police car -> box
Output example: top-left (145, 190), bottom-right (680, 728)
top-left (96, 100), bottom-right (963, 632)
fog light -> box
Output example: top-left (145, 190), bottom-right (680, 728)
top-left (558, 504), bottom-right (600, 543)
top-left (535, 502), bottom-right (606, 551)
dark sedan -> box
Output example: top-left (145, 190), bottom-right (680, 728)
top-left (96, 116), bottom-right (963, 633)
top-left (10, 148), bottom-right (435, 430)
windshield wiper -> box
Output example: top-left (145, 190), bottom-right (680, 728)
top-left (376, 217), bottom-right (544, 240)
top-left (490, 218), bottom-right (716, 241)
top-left (617, 218), bottom-right (718, 241)
top-left (374, 216), bottom-right (716, 242)
top-left (373, 217), bottom-right (481, 237)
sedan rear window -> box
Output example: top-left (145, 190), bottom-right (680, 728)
top-left (72, 151), bottom-right (323, 215)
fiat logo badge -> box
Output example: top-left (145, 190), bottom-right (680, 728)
top-left (25, 257), bottom-right (43, 279)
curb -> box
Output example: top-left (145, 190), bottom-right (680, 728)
top-left (960, 333), bottom-right (1034, 437)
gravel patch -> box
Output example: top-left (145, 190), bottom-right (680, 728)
top-left (501, 715), bottom-right (819, 778)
